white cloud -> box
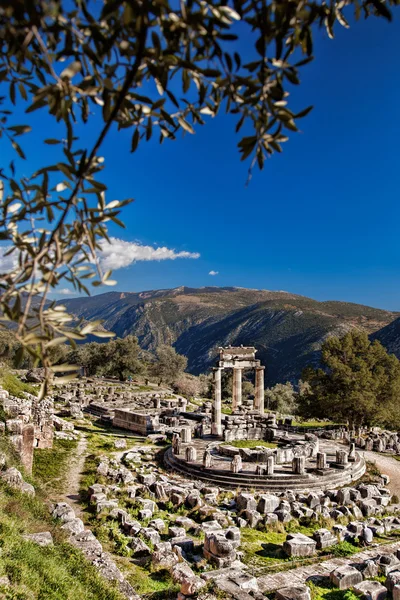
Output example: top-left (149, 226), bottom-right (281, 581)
top-left (0, 238), bottom-right (200, 279)
top-left (98, 237), bottom-right (200, 271)
top-left (0, 246), bottom-right (18, 273)
top-left (209, 270), bottom-right (219, 276)
top-left (49, 288), bottom-right (75, 296)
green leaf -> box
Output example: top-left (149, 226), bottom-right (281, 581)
top-left (294, 106), bottom-right (313, 119)
top-left (131, 128), bottom-right (140, 152)
top-left (177, 117), bottom-right (194, 134)
top-left (11, 140), bottom-right (26, 159)
top-left (44, 138), bottom-right (61, 145)
top-left (8, 125), bottom-right (31, 136)
top-left (369, 0), bottom-right (392, 21)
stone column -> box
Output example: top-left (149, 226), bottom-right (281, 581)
top-left (266, 455), bottom-right (275, 475)
top-left (181, 427), bottom-right (191, 443)
top-left (292, 456), bottom-right (306, 475)
top-left (232, 368), bottom-right (242, 411)
top-left (231, 455), bottom-right (242, 473)
top-left (211, 367), bottom-right (222, 436)
top-left (316, 452), bottom-right (327, 470)
top-left (185, 446), bottom-right (197, 462)
top-left (349, 442), bottom-right (356, 462)
top-left (336, 450), bottom-right (348, 466)
top-left (254, 366), bottom-right (265, 414)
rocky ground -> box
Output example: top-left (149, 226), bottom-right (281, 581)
top-left (363, 451), bottom-right (400, 497)
top-left (35, 413), bottom-right (400, 600)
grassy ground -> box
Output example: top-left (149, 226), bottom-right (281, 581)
top-left (1, 371), bottom-right (38, 399)
top-left (240, 527), bottom-right (289, 569)
top-left (240, 520), bottom-right (362, 576)
top-left (77, 427), bottom-right (194, 598)
top-left (33, 438), bottom-right (78, 494)
top-left (307, 581), bottom-right (359, 600)
top-left (127, 565), bottom-right (179, 598)
top-left (0, 439), bottom-right (125, 600)
top-left (221, 440), bottom-right (277, 449)
top-left (292, 420), bottom-right (337, 428)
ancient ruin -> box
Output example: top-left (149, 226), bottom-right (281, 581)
top-left (2, 346), bottom-right (400, 600)
top-left (211, 346), bottom-right (265, 435)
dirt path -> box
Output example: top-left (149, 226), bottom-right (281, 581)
top-left (363, 450), bottom-right (400, 497)
top-left (61, 433), bottom-right (88, 517)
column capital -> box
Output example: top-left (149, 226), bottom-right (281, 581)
top-left (255, 365), bottom-right (265, 371)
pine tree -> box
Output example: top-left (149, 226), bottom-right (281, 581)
top-left (300, 330), bottom-right (400, 428)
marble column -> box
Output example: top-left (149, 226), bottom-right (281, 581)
top-left (316, 452), bottom-right (327, 470)
top-left (292, 456), bottom-right (306, 475)
top-left (232, 368), bottom-right (242, 411)
top-left (211, 367), bottom-right (222, 436)
top-left (254, 366), bottom-right (265, 414)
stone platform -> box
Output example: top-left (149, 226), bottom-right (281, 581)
top-left (164, 437), bottom-right (366, 492)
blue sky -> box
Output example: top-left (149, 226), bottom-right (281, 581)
top-left (2, 10), bottom-right (400, 310)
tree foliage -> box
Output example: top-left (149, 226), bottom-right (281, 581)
top-left (152, 344), bottom-right (187, 384)
top-left (300, 330), bottom-right (400, 428)
top-left (69, 334), bottom-right (143, 380)
top-left (265, 381), bottom-right (298, 414)
top-left (173, 372), bottom-right (210, 398)
top-left (0, 0), bottom-right (399, 397)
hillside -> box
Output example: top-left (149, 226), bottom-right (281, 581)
top-left (60, 287), bottom-right (398, 385)
top-left (371, 316), bottom-right (400, 359)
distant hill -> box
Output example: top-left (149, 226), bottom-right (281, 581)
top-left (60, 286), bottom-right (398, 385)
top-left (371, 317), bottom-right (400, 359)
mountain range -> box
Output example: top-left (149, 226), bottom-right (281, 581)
top-left (60, 286), bottom-right (400, 385)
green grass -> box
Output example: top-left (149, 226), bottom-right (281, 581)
top-left (1, 371), bottom-right (38, 398)
top-left (127, 565), bottom-right (179, 597)
top-left (240, 527), bottom-right (289, 569)
top-left (308, 581), bottom-right (359, 600)
top-left (33, 438), bottom-right (78, 493)
top-left (221, 440), bottom-right (277, 449)
top-left (0, 476), bottom-right (124, 600)
top-left (292, 420), bottom-right (336, 428)
top-left (328, 540), bottom-right (360, 557)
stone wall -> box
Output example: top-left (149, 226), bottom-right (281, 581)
top-left (222, 412), bottom-right (277, 442)
top-left (113, 409), bottom-right (160, 435)
top-left (0, 385), bottom-right (54, 474)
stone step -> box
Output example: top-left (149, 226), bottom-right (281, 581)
top-left (164, 449), bottom-right (365, 492)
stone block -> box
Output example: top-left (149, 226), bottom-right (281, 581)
top-left (283, 533), bottom-right (317, 558)
top-left (385, 570), bottom-right (400, 592)
top-left (258, 494), bottom-right (280, 514)
top-left (313, 528), bottom-right (338, 549)
top-left (330, 565), bottom-right (363, 590)
top-left (275, 585), bottom-right (311, 600)
top-left (353, 581), bottom-right (387, 600)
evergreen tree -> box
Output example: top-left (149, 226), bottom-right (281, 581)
top-left (300, 330), bottom-right (400, 428)
top-left (152, 345), bottom-right (187, 385)
top-left (265, 382), bottom-right (298, 414)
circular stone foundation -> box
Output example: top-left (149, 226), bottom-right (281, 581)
top-left (164, 433), bottom-right (366, 492)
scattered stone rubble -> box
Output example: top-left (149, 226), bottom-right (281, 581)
top-left (0, 465), bottom-right (35, 496)
top-left (355, 429), bottom-right (400, 455)
top-left (77, 427), bottom-right (400, 600)
top-left (50, 501), bottom-right (139, 600)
